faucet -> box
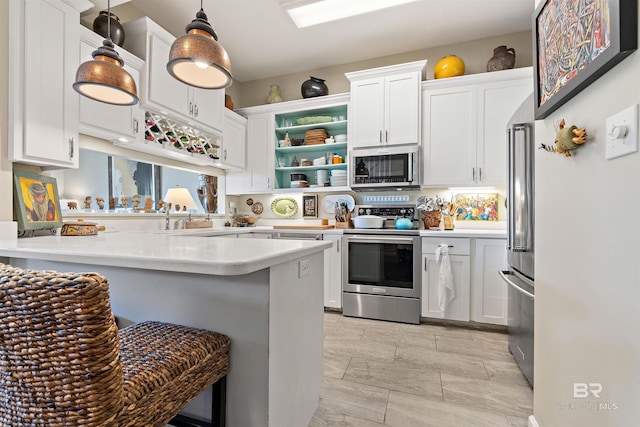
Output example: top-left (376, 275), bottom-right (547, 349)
top-left (164, 203), bottom-right (172, 230)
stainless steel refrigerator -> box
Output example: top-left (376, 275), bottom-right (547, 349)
top-left (500, 93), bottom-right (535, 387)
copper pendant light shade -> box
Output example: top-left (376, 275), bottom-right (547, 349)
top-left (73, 0), bottom-right (139, 106)
top-left (74, 39), bottom-right (139, 105)
top-left (167, 7), bottom-right (233, 89)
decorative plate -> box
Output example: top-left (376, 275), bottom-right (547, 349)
top-left (271, 197), bottom-right (298, 218)
top-left (322, 194), bottom-right (355, 214)
top-left (251, 202), bottom-right (264, 215)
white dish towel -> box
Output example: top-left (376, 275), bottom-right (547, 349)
top-left (435, 243), bottom-right (455, 312)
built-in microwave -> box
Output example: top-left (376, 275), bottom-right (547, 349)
top-left (349, 145), bottom-right (420, 190)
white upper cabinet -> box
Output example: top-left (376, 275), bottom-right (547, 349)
top-left (422, 67), bottom-right (532, 187)
top-left (8, 0), bottom-right (92, 168)
top-left (226, 113), bottom-right (273, 195)
top-left (123, 17), bottom-right (224, 134)
top-left (346, 61), bottom-right (426, 148)
top-left (221, 109), bottom-right (247, 170)
top-left (78, 25), bottom-right (144, 144)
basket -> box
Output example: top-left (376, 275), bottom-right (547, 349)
top-left (422, 211), bottom-right (442, 229)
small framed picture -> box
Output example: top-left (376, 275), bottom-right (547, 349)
top-left (302, 194), bottom-right (318, 218)
top-left (13, 170), bottom-right (63, 231)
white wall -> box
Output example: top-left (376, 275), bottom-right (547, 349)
top-left (533, 1), bottom-right (640, 426)
top-left (0, 0), bottom-right (16, 237)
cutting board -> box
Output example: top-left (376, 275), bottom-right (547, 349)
top-left (272, 225), bottom-right (335, 230)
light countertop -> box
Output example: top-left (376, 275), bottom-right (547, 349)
top-left (419, 229), bottom-right (507, 238)
top-left (0, 229), bottom-right (330, 276)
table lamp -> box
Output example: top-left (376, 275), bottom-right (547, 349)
top-left (163, 186), bottom-right (198, 217)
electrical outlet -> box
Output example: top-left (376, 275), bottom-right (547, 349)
top-left (605, 104), bottom-right (638, 160)
top-left (298, 259), bottom-right (310, 278)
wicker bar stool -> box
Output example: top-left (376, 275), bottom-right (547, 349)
top-left (0, 263), bottom-right (230, 427)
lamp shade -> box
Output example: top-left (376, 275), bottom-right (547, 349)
top-left (73, 39), bottom-right (139, 106)
top-left (167, 9), bottom-right (233, 89)
top-left (163, 187), bottom-right (199, 212)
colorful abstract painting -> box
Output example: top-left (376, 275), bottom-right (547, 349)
top-left (537, 0), bottom-right (611, 108)
top-left (453, 194), bottom-right (500, 222)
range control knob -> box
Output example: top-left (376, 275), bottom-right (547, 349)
top-left (366, 209), bottom-right (372, 215)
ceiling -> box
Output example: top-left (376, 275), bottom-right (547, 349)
top-left (84, 0), bottom-right (535, 83)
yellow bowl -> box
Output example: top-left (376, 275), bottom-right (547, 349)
top-left (434, 55), bottom-right (465, 79)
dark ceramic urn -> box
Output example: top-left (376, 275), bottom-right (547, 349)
top-left (93, 11), bottom-right (125, 47)
top-left (301, 76), bottom-right (328, 98)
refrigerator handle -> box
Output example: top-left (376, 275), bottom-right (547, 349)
top-left (499, 270), bottom-right (535, 299)
top-left (507, 127), bottom-right (516, 250)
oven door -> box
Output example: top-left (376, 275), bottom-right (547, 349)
top-left (343, 235), bottom-right (420, 298)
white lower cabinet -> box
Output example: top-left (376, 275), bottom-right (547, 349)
top-left (471, 238), bottom-right (508, 325)
top-left (421, 236), bottom-right (508, 325)
top-left (323, 235), bottom-right (342, 309)
top-left (421, 237), bottom-right (470, 321)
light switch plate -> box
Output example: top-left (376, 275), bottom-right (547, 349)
top-left (605, 104), bottom-right (638, 160)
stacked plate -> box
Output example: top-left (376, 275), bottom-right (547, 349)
top-left (305, 128), bottom-right (329, 145)
top-left (329, 170), bottom-right (347, 187)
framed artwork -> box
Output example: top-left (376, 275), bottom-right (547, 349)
top-left (533, 0), bottom-right (637, 119)
top-left (303, 194), bottom-right (318, 218)
top-left (13, 170), bottom-right (63, 231)
top-left (453, 194), bottom-right (500, 222)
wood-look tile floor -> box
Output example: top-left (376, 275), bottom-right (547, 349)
top-left (308, 312), bottom-right (533, 427)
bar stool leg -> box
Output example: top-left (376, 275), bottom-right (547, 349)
top-left (212, 376), bottom-right (227, 427)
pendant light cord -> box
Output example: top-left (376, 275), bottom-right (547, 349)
top-left (107, 0), bottom-right (111, 41)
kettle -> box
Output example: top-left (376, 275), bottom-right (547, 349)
top-left (395, 216), bottom-right (414, 230)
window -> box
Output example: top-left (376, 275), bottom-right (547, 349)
top-left (54, 149), bottom-right (220, 214)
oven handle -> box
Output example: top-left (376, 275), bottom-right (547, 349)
top-left (345, 235), bottom-right (418, 245)
top-left (499, 270), bottom-right (534, 299)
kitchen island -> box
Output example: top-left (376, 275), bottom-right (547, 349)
top-left (0, 230), bottom-right (331, 427)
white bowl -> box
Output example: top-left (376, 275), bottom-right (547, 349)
top-left (331, 170), bottom-right (347, 176)
top-left (353, 215), bottom-right (384, 229)
top-left (313, 157), bottom-right (326, 165)
top-left (334, 134), bottom-right (347, 142)
top-left (325, 138), bottom-right (335, 144)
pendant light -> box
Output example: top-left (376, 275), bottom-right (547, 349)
top-left (73, 0), bottom-right (139, 106)
top-left (167, 0), bottom-right (233, 89)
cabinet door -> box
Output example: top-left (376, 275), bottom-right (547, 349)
top-left (476, 80), bottom-right (532, 186)
top-left (350, 77), bottom-right (385, 148)
top-left (78, 41), bottom-right (141, 142)
top-left (191, 87), bottom-right (224, 132)
top-left (11, 0), bottom-right (80, 168)
top-left (421, 253), bottom-right (470, 321)
top-left (221, 110), bottom-right (246, 170)
top-left (385, 72), bottom-right (420, 145)
top-left (147, 34), bottom-right (190, 117)
top-left (227, 113), bottom-right (273, 194)
top-left (422, 86), bottom-right (477, 186)
top-left (323, 235), bottom-right (342, 309)
top-left (471, 239), bottom-right (508, 325)
top-left (248, 114), bottom-right (274, 193)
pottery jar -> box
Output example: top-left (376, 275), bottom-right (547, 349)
top-left (93, 11), bottom-right (125, 47)
top-left (267, 84), bottom-right (283, 103)
top-left (487, 46), bottom-right (516, 72)
top-left (301, 76), bottom-right (329, 98)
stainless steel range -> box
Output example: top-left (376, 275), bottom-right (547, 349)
top-left (342, 204), bottom-right (421, 324)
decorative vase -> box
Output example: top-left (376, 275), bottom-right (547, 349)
top-left (487, 46), bottom-right (516, 72)
top-left (92, 11), bottom-right (125, 47)
top-left (225, 94), bottom-right (234, 110)
top-left (267, 85), bottom-right (283, 103)
top-left (434, 55), bottom-right (465, 79)
top-left (301, 76), bottom-right (328, 98)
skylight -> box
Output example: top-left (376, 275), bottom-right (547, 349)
top-left (281, 0), bottom-right (419, 28)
